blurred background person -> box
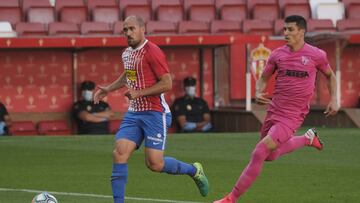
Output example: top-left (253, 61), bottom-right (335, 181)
top-left (0, 101), bottom-right (12, 135)
top-left (73, 80), bottom-right (114, 134)
top-left (172, 77), bottom-right (212, 132)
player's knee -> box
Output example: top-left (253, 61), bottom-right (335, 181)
top-left (145, 161), bottom-right (164, 172)
top-left (113, 148), bottom-right (129, 162)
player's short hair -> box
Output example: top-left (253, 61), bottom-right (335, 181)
top-left (125, 15), bottom-right (145, 28)
top-left (80, 80), bottom-right (95, 90)
top-left (285, 15), bottom-right (307, 31)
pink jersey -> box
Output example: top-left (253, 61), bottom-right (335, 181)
top-left (122, 40), bottom-right (170, 113)
top-left (263, 43), bottom-right (330, 127)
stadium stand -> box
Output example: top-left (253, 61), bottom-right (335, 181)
top-left (188, 3), bottom-right (216, 23)
top-left (0, 7), bottom-right (22, 27)
top-left (59, 7), bottom-right (88, 24)
top-left (120, 0), bottom-right (151, 22)
top-left (337, 19), bottom-right (360, 33)
top-left (280, 0), bottom-right (311, 19)
top-left (38, 120), bottom-right (71, 135)
top-left (307, 19), bottom-right (336, 32)
top-left (9, 121), bottom-right (38, 136)
top-left (249, 0), bottom-right (280, 21)
top-left (27, 7), bottom-right (55, 25)
top-left (178, 21), bottom-right (210, 34)
top-left (113, 21), bottom-right (124, 34)
top-left (243, 19), bottom-right (274, 35)
top-left (92, 7), bottom-right (120, 25)
top-left (146, 21), bottom-right (178, 35)
top-left (48, 22), bottom-right (80, 36)
top-left (22, 0), bottom-right (52, 15)
top-left (342, 0), bottom-right (360, 19)
top-left (87, 0), bottom-right (117, 14)
top-left (15, 22), bottom-right (47, 36)
top-left (154, 0), bottom-right (184, 23)
top-left (80, 22), bottom-right (112, 35)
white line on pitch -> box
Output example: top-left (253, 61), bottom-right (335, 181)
top-left (0, 188), bottom-right (206, 203)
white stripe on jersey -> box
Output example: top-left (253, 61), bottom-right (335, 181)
top-left (161, 112), bottom-right (167, 150)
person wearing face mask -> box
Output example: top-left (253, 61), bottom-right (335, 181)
top-left (72, 80), bottom-right (114, 134)
top-left (172, 76), bottom-right (212, 132)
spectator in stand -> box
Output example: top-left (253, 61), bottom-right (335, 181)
top-left (172, 76), bottom-right (212, 132)
top-left (0, 102), bottom-right (12, 135)
top-left (73, 80), bottom-right (114, 134)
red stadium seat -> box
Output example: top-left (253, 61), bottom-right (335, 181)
top-left (38, 120), bottom-right (72, 135)
top-left (274, 19), bottom-right (284, 35)
top-left (307, 19), bottom-right (336, 33)
top-left (123, 5), bottom-right (152, 22)
top-left (0, 7), bottom-right (22, 27)
top-left (253, 4), bottom-right (279, 21)
top-left (22, 0), bottom-right (51, 15)
top-left (109, 119), bottom-right (122, 134)
top-left (157, 5), bottom-right (184, 23)
top-left (337, 19), bottom-right (360, 33)
top-left (9, 121), bottom-right (38, 136)
top-left (243, 19), bottom-right (273, 35)
top-left (188, 5), bottom-right (216, 22)
top-left (178, 21), bottom-right (210, 34)
top-left (283, 3), bottom-right (311, 19)
top-left (92, 7), bottom-right (120, 25)
top-left (219, 4), bottom-right (247, 22)
top-left (152, 0), bottom-right (182, 11)
top-left (210, 20), bottom-right (242, 34)
top-left (215, 0), bottom-right (246, 10)
top-left (55, 0), bottom-right (85, 15)
top-left (59, 7), bottom-right (88, 24)
top-left (0, 0), bottom-right (20, 7)
top-left (81, 22), bottom-right (112, 35)
top-left (146, 21), bottom-right (177, 35)
top-left (16, 22), bottom-right (47, 37)
top-left (27, 7), bottom-right (55, 25)
top-left (342, 0), bottom-right (360, 19)
top-left (48, 22), bottom-right (80, 36)
top-left (183, 0), bottom-right (214, 13)
top-left (113, 21), bottom-right (124, 35)
top-left (87, 0), bottom-right (117, 14)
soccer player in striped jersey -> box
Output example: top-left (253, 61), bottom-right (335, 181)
top-left (214, 15), bottom-right (339, 203)
top-left (94, 15), bottom-right (209, 203)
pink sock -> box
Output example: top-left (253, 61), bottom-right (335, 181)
top-left (230, 142), bottom-right (271, 200)
top-left (266, 135), bottom-right (308, 161)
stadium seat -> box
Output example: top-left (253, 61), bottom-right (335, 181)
top-left (0, 7), bottom-right (22, 27)
top-left (16, 22), bottom-right (47, 37)
top-left (109, 119), bottom-right (122, 134)
top-left (113, 21), bottom-right (124, 35)
top-left (156, 5), bottom-right (184, 23)
top-left (337, 19), bottom-right (360, 33)
top-left (279, 0), bottom-right (311, 19)
top-left (59, 7), bottom-right (88, 24)
top-left (80, 22), bottom-right (112, 36)
top-left (22, 0), bottom-right (52, 15)
top-left (87, 0), bottom-right (117, 14)
top-left (183, 0), bottom-right (214, 12)
top-left (0, 22), bottom-right (17, 37)
top-left (243, 19), bottom-right (274, 35)
top-left (307, 19), bottom-right (336, 33)
top-left (316, 3), bottom-right (345, 26)
top-left (120, 0), bottom-right (151, 21)
top-left (9, 121), bottom-right (38, 136)
top-left (342, 0), bottom-right (360, 19)
top-left (210, 20), bottom-right (242, 34)
top-left (219, 3), bottom-right (247, 22)
top-left (274, 19), bottom-right (284, 35)
top-left (146, 21), bottom-right (177, 35)
top-left (38, 120), bottom-right (72, 135)
top-left (27, 7), bottom-right (55, 25)
top-left (55, 0), bottom-right (85, 15)
top-left (92, 7), bottom-right (120, 25)
top-left (178, 21), bottom-right (210, 34)
top-left (188, 4), bottom-right (216, 22)
top-left (251, 0), bottom-right (280, 21)
top-left (0, 0), bottom-right (20, 7)
top-left (48, 22), bottom-right (80, 36)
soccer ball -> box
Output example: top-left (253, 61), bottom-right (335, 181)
top-left (32, 192), bottom-right (58, 203)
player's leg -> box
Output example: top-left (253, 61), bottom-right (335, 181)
top-left (112, 112), bottom-right (144, 203)
top-left (215, 123), bottom-right (284, 203)
top-left (266, 128), bottom-right (323, 161)
top-left (143, 112), bottom-right (209, 196)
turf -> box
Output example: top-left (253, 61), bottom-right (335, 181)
top-left (0, 128), bottom-right (359, 203)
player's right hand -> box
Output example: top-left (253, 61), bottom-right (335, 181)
top-left (94, 85), bottom-right (109, 104)
top-left (255, 92), bottom-right (271, 105)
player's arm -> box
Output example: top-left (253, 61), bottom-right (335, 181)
top-left (78, 111), bottom-right (110, 123)
top-left (94, 72), bottom-right (127, 104)
top-left (92, 109), bottom-right (114, 119)
top-left (322, 68), bottom-right (339, 117)
top-left (125, 73), bottom-right (172, 100)
top-left (255, 74), bottom-right (272, 105)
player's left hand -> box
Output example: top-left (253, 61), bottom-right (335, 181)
top-left (324, 100), bottom-right (339, 117)
top-left (124, 89), bottom-right (141, 100)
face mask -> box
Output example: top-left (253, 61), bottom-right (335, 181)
top-left (82, 90), bottom-right (93, 101)
top-left (185, 86), bottom-right (196, 97)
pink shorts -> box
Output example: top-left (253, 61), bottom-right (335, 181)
top-left (260, 112), bottom-right (300, 145)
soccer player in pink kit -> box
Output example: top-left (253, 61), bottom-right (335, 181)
top-left (214, 15), bottom-right (339, 203)
top-left (94, 16), bottom-right (209, 203)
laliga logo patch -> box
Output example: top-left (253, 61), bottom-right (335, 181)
top-left (301, 56), bottom-right (309, 65)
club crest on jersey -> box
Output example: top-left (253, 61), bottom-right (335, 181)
top-left (125, 70), bottom-right (137, 81)
top-left (301, 56), bottom-right (309, 65)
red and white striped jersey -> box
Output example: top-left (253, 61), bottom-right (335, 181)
top-left (122, 39), bottom-right (170, 113)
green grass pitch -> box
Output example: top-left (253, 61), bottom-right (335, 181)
top-left (0, 128), bottom-right (359, 203)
